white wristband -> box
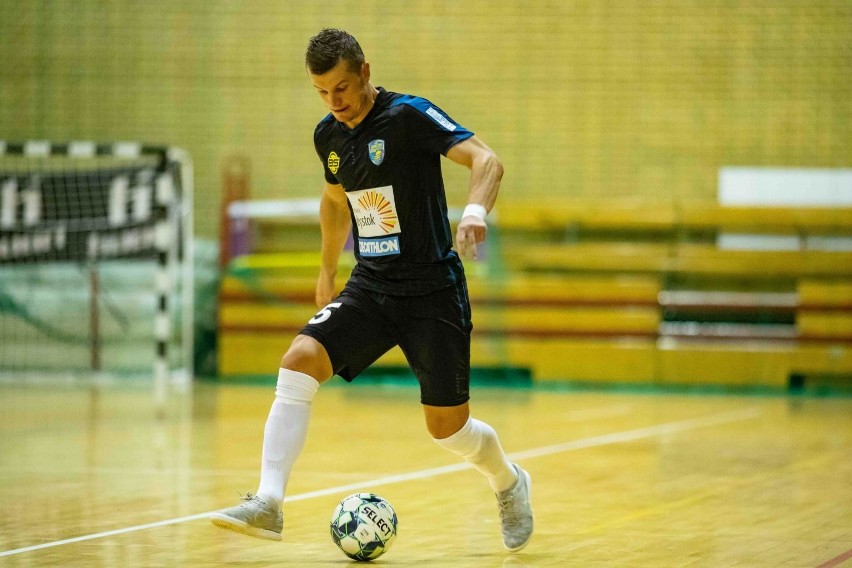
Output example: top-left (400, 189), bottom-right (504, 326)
top-left (462, 203), bottom-right (488, 221)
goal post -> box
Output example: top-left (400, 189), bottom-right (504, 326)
top-left (0, 141), bottom-right (194, 393)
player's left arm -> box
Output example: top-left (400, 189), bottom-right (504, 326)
top-left (446, 135), bottom-right (504, 259)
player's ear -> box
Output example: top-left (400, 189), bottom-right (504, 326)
top-left (360, 61), bottom-right (371, 84)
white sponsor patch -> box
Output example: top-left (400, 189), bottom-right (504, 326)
top-left (425, 107), bottom-right (457, 131)
top-left (359, 236), bottom-right (400, 257)
top-left (345, 185), bottom-right (401, 237)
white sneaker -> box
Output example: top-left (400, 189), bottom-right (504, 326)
top-left (210, 492), bottom-right (283, 541)
top-left (496, 464), bottom-right (534, 551)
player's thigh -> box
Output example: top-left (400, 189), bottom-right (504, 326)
top-left (397, 286), bottom-right (472, 407)
top-left (299, 286), bottom-right (397, 382)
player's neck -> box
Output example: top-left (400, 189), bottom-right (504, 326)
top-left (344, 84), bottom-right (379, 129)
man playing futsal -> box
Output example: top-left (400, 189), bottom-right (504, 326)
top-left (211, 28), bottom-right (533, 552)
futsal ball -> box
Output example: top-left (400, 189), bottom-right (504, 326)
top-left (330, 493), bottom-right (398, 561)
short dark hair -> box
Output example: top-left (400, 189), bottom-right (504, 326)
top-left (305, 28), bottom-right (365, 75)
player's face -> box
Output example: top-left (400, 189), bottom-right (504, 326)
top-left (310, 59), bottom-right (374, 128)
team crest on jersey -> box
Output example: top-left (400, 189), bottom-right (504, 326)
top-left (327, 151), bottom-right (340, 175)
top-left (368, 139), bottom-right (385, 166)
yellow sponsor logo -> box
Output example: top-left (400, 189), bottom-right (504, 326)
top-left (327, 151), bottom-right (340, 175)
top-left (356, 190), bottom-right (398, 234)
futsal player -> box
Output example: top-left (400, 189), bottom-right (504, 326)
top-left (210, 28), bottom-right (534, 552)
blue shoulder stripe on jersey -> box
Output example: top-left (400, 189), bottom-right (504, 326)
top-left (390, 95), bottom-right (471, 135)
top-left (390, 94), bottom-right (433, 112)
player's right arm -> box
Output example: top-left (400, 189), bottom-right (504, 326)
top-left (316, 182), bottom-right (351, 308)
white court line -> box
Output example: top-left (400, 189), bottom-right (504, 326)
top-left (0, 406), bottom-right (760, 558)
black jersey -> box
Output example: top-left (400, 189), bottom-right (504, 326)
top-left (314, 87), bottom-right (475, 296)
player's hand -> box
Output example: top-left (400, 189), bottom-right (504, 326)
top-left (315, 271), bottom-right (337, 308)
top-left (456, 215), bottom-right (487, 260)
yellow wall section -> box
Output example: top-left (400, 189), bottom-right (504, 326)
top-left (2, 2), bottom-right (849, 238)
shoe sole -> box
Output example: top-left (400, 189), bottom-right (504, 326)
top-left (210, 513), bottom-right (283, 541)
top-left (504, 466), bottom-right (533, 553)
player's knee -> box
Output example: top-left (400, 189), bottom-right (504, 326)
top-left (280, 334), bottom-right (333, 382)
top-left (424, 403), bottom-right (470, 439)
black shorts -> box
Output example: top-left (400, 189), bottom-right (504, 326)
top-left (299, 280), bottom-right (472, 407)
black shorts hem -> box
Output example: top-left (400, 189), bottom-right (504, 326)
top-left (420, 394), bottom-right (471, 407)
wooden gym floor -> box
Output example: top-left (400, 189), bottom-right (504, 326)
top-left (0, 378), bottom-right (850, 567)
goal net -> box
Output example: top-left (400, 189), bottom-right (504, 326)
top-left (0, 141), bottom-right (193, 389)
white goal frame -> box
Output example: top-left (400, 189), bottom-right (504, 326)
top-left (0, 141), bottom-right (194, 399)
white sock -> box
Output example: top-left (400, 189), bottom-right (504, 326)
top-left (433, 417), bottom-right (518, 494)
top-left (256, 369), bottom-right (320, 504)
